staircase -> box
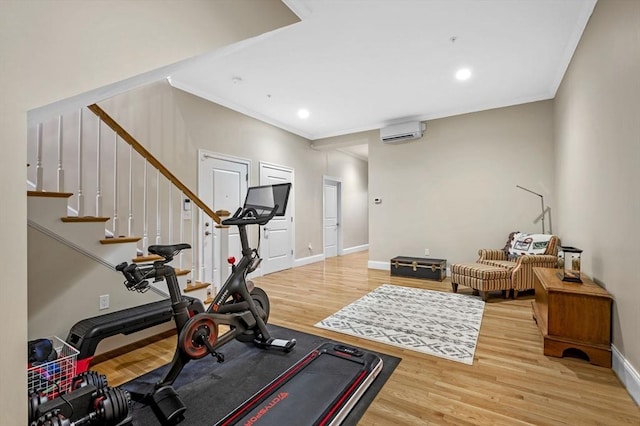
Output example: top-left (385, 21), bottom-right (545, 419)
top-left (27, 104), bottom-right (228, 340)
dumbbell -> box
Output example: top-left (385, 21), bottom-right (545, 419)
top-left (33, 410), bottom-right (69, 426)
top-left (28, 391), bottom-right (48, 424)
top-left (71, 371), bottom-right (108, 391)
top-left (33, 387), bottom-right (131, 426)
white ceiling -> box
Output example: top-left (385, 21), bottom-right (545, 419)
top-left (169, 0), bottom-right (596, 154)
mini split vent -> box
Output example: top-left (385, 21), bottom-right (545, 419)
top-left (380, 121), bottom-right (426, 144)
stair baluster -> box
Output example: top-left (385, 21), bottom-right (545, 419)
top-left (77, 108), bottom-right (85, 216)
top-left (56, 115), bottom-right (64, 192)
top-left (36, 123), bottom-right (44, 191)
top-left (96, 116), bottom-right (103, 217)
top-left (112, 132), bottom-right (120, 237)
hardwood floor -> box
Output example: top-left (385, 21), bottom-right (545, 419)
top-left (92, 251), bottom-right (640, 425)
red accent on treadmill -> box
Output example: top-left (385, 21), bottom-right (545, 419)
top-left (318, 370), bottom-right (368, 426)
top-left (227, 256), bottom-right (236, 265)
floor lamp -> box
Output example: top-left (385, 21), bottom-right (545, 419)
top-left (516, 185), bottom-right (545, 234)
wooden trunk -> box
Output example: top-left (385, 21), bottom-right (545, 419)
top-left (531, 267), bottom-right (613, 367)
top-left (390, 256), bottom-right (447, 281)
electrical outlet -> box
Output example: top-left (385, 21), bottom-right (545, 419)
top-left (99, 294), bottom-right (109, 310)
top-left (424, 248), bottom-right (430, 256)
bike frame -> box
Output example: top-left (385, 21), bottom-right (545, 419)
top-left (141, 222), bottom-right (272, 390)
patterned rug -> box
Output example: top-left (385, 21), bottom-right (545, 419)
top-left (315, 284), bottom-right (485, 365)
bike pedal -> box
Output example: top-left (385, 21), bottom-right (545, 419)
top-left (260, 338), bottom-right (297, 352)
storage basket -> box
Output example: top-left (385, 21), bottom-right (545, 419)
top-left (27, 336), bottom-right (78, 398)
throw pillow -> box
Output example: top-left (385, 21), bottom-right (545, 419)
top-left (510, 233), bottom-right (553, 256)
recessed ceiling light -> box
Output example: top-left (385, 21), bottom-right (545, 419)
top-left (455, 68), bottom-right (472, 81)
top-left (297, 108), bottom-right (310, 119)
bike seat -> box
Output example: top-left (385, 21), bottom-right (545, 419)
top-left (148, 243), bottom-right (191, 259)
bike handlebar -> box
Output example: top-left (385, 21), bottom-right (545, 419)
top-left (116, 262), bottom-right (153, 293)
top-left (221, 204), bottom-right (279, 226)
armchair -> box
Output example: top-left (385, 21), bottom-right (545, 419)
top-left (477, 234), bottom-right (559, 297)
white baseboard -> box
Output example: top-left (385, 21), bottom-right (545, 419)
top-left (294, 245), bottom-right (368, 267)
top-left (342, 244), bottom-right (369, 255)
top-left (368, 260), bottom-right (390, 270)
top-left (294, 253), bottom-right (325, 268)
top-left (612, 344), bottom-right (640, 406)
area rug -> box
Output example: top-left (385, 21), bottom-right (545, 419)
top-left (122, 324), bottom-right (400, 425)
top-left (315, 284), bottom-right (485, 365)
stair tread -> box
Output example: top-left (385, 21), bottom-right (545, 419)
top-left (100, 236), bottom-right (141, 244)
top-left (133, 255), bottom-right (164, 263)
top-left (183, 281), bottom-right (211, 292)
top-left (61, 216), bottom-right (110, 223)
top-left (27, 190), bottom-right (73, 198)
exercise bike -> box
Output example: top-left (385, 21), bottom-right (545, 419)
top-left (116, 183), bottom-right (296, 425)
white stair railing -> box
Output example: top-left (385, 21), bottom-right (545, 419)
top-left (26, 104), bottom-right (223, 300)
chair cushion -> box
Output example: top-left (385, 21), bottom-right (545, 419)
top-left (451, 263), bottom-right (511, 279)
top-left (480, 259), bottom-right (517, 271)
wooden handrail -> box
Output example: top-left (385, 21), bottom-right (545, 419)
top-left (87, 104), bottom-right (221, 224)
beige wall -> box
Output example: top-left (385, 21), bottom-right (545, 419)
top-left (368, 101), bottom-right (554, 264)
top-left (98, 81), bottom-right (368, 257)
top-left (554, 0), bottom-right (640, 372)
top-left (28, 228), bottom-right (172, 349)
top-left (0, 1), bottom-right (297, 422)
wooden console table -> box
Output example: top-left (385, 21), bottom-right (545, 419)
top-left (532, 267), bottom-right (613, 367)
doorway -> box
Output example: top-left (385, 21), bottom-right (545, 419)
top-left (198, 150), bottom-right (250, 289)
top-left (323, 176), bottom-right (342, 258)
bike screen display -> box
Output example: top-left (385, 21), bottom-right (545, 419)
top-left (244, 183), bottom-right (291, 217)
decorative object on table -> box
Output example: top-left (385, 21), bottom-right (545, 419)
top-left (516, 185), bottom-right (549, 234)
top-left (557, 246), bottom-right (583, 283)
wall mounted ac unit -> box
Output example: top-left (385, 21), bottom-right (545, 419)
top-left (380, 121), bottom-right (426, 144)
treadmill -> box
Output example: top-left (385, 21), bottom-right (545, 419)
top-left (216, 342), bottom-right (383, 426)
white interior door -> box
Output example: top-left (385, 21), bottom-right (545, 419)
top-left (323, 179), bottom-right (341, 258)
top-left (198, 151), bottom-right (249, 289)
top-left (259, 163), bottom-right (293, 275)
